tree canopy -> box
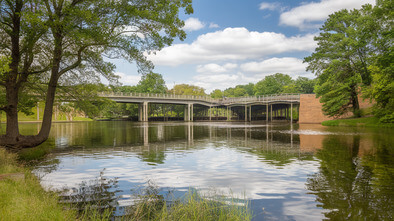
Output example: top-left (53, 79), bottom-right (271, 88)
top-left (136, 72), bottom-right (167, 94)
top-left (0, 0), bottom-right (193, 149)
top-left (170, 84), bottom-right (206, 96)
top-left (364, 0), bottom-right (393, 122)
top-left (304, 1), bottom-right (392, 121)
top-left (253, 73), bottom-right (293, 95)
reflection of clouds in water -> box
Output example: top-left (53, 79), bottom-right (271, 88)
top-left (36, 144), bottom-right (318, 199)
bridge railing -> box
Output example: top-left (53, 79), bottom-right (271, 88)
top-left (99, 92), bottom-right (216, 103)
top-left (99, 92), bottom-right (300, 104)
top-left (221, 94), bottom-right (300, 105)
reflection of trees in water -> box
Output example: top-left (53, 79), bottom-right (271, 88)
top-left (306, 136), bottom-right (393, 220)
top-left (47, 122), bottom-right (309, 167)
top-left (138, 146), bottom-right (166, 165)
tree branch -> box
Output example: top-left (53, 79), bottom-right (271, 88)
top-left (58, 45), bottom-right (88, 76)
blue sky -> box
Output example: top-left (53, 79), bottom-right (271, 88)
top-left (113, 0), bottom-right (375, 93)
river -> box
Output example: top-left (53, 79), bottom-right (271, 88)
top-left (14, 121), bottom-right (393, 220)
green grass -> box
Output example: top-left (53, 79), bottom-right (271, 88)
top-left (125, 187), bottom-right (252, 221)
top-left (322, 116), bottom-right (394, 127)
top-left (17, 145), bottom-right (55, 163)
top-left (0, 148), bottom-right (76, 221)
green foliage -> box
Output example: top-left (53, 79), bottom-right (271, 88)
top-left (0, 56), bottom-right (10, 75)
top-left (111, 85), bottom-right (138, 93)
top-left (363, 0), bottom-right (394, 123)
top-left (304, 5), bottom-right (375, 117)
top-left (224, 86), bottom-right (248, 97)
top-left (294, 77), bottom-right (315, 94)
top-left (171, 84), bottom-right (207, 96)
top-left (236, 83), bottom-right (255, 96)
top-left (254, 73), bottom-right (293, 95)
top-left (136, 72), bottom-right (167, 94)
top-left (210, 89), bottom-right (224, 98)
top-left (0, 0), bottom-right (193, 147)
top-left (305, 2), bottom-right (394, 120)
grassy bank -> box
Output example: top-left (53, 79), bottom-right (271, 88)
top-left (1, 147), bottom-right (252, 220)
top-left (0, 148), bottom-right (76, 221)
top-left (125, 188), bottom-right (252, 221)
top-left (0, 103), bottom-right (92, 122)
top-left (322, 116), bottom-right (394, 127)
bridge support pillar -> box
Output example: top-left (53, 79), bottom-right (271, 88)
top-left (290, 103), bottom-right (293, 124)
top-left (227, 106), bottom-right (230, 121)
top-left (266, 104), bottom-right (268, 122)
top-left (191, 104), bottom-right (193, 121)
top-left (244, 105), bottom-right (247, 122)
top-left (249, 105), bottom-right (252, 122)
top-left (209, 106), bottom-right (212, 121)
top-left (270, 104), bottom-right (273, 122)
top-left (184, 103), bottom-right (193, 121)
top-left (138, 103), bottom-right (142, 121)
top-left (184, 105), bottom-right (188, 121)
top-left (139, 102), bottom-right (149, 122)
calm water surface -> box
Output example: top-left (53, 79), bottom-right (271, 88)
top-left (13, 121), bottom-right (393, 220)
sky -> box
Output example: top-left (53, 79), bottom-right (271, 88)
top-left (111, 0), bottom-right (375, 93)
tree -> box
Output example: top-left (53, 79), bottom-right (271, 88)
top-left (364, 0), bottom-right (393, 122)
top-left (304, 5), bottom-right (375, 117)
top-left (223, 86), bottom-right (248, 97)
top-left (0, 0), bottom-right (193, 149)
top-left (237, 83), bottom-right (254, 96)
top-left (136, 72), bottom-right (167, 94)
top-left (253, 73), bottom-right (293, 95)
top-left (210, 89), bottom-right (223, 99)
top-left (170, 84), bottom-right (206, 96)
top-left (294, 77), bottom-right (315, 94)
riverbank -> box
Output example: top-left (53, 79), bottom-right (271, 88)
top-left (0, 148), bottom-right (76, 220)
top-left (322, 116), bottom-right (394, 127)
top-left (0, 147), bottom-right (252, 220)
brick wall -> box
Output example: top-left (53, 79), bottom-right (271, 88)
top-left (299, 94), bottom-right (373, 124)
top-left (299, 94), bottom-right (333, 124)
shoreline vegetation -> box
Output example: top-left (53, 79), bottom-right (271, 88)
top-left (322, 116), bottom-right (394, 128)
top-left (0, 148), bottom-right (252, 221)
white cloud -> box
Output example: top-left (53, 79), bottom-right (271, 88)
top-left (280, 0), bottom-right (375, 29)
top-left (183, 18), bottom-right (205, 31)
top-left (209, 22), bottom-right (219, 28)
top-left (241, 57), bottom-right (313, 79)
top-left (241, 57), bottom-right (306, 73)
top-left (259, 2), bottom-right (282, 11)
top-left (147, 27), bottom-right (316, 66)
top-left (196, 63), bottom-right (238, 74)
top-left (192, 72), bottom-right (254, 92)
top-left (116, 72), bottom-right (141, 85)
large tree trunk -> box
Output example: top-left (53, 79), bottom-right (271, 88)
top-left (0, 84), bottom-right (21, 149)
top-left (1, 26), bottom-right (63, 151)
top-left (350, 86), bottom-right (360, 117)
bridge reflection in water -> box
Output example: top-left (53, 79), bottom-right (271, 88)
top-left (46, 121), bottom-right (377, 159)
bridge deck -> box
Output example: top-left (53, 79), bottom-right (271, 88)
top-left (100, 92), bottom-right (300, 106)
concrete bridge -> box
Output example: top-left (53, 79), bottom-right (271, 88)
top-left (100, 92), bottom-right (300, 122)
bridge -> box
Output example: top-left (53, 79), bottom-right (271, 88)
top-left (99, 92), bottom-right (300, 122)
